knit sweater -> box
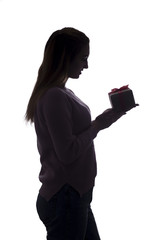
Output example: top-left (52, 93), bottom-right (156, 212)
top-left (34, 87), bottom-right (98, 201)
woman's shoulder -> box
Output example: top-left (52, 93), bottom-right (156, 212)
top-left (40, 87), bottom-right (72, 107)
top-left (47, 86), bottom-right (66, 94)
top-left (43, 87), bottom-right (67, 99)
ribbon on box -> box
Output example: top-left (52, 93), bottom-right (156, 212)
top-left (109, 85), bottom-right (129, 95)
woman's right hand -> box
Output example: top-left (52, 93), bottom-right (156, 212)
top-left (93, 108), bottom-right (126, 131)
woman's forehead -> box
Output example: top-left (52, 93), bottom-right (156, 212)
top-left (80, 44), bottom-right (90, 56)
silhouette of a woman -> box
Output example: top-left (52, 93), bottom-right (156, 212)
top-left (25, 27), bottom-right (126, 240)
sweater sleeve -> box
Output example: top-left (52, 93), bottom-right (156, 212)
top-left (41, 88), bottom-right (98, 165)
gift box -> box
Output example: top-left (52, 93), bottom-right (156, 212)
top-left (108, 85), bottom-right (136, 112)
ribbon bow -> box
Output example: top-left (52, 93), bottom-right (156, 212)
top-left (109, 85), bottom-right (129, 95)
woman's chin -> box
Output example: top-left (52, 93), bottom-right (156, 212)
top-left (70, 74), bottom-right (81, 79)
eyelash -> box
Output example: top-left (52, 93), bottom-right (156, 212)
top-left (82, 57), bottom-right (88, 61)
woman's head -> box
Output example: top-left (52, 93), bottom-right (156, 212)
top-left (25, 27), bottom-right (89, 123)
top-left (43, 27), bottom-right (89, 82)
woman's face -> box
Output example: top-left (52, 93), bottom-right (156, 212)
top-left (68, 44), bottom-right (89, 79)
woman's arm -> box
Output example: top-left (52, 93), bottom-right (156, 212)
top-left (41, 88), bottom-right (98, 165)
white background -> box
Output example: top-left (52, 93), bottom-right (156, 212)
top-left (0, 0), bottom-right (160, 239)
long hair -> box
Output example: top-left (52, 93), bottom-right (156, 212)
top-left (25, 27), bottom-right (89, 123)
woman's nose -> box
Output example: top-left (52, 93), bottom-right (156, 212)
top-left (84, 60), bottom-right (88, 69)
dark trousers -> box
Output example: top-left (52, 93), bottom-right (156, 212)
top-left (36, 184), bottom-right (101, 240)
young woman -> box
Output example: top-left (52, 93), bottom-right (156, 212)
top-left (25, 27), bottom-right (127, 240)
